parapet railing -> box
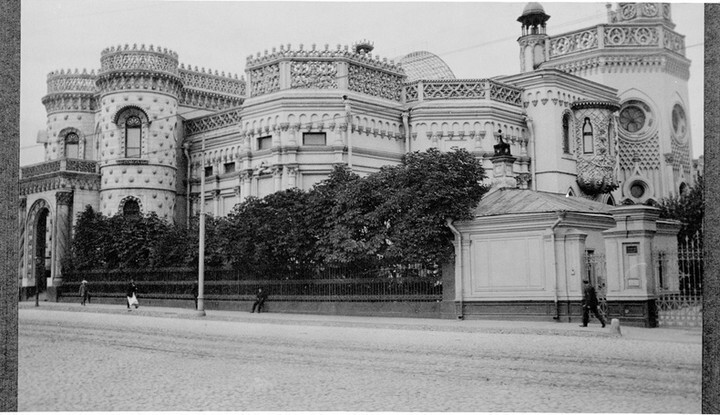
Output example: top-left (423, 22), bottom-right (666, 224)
top-left (20, 159), bottom-right (99, 180)
top-left (548, 24), bottom-right (686, 59)
top-left (404, 79), bottom-right (523, 107)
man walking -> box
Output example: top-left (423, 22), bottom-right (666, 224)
top-left (580, 279), bottom-right (606, 328)
top-left (79, 280), bottom-right (90, 306)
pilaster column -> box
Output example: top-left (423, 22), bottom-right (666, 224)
top-left (53, 190), bottom-right (73, 287)
top-left (212, 189), bottom-right (221, 217)
top-left (18, 197), bottom-right (27, 290)
top-left (242, 169), bottom-right (253, 201)
top-left (286, 165), bottom-right (298, 189)
top-left (459, 238), bottom-right (472, 302)
top-left (273, 165), bottom-right (283, 192)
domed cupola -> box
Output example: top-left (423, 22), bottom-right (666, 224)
top-left (517, 2), bottom-right (551, 72)
top-left (518, 2), bottom-right (550, 36)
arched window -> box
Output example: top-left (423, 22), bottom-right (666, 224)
top-left (562, 113), bottom-right (571, 154)
top-left (679, 182), bottom-right (689, 196)
top-left (65, 132), bottom-right (79, 159)
top-left (582, 118), bottom-right (594, 154)
top-left (123, 199), bottom-right (140, 218)
top-left (125, 115), bottom-right (142, 158)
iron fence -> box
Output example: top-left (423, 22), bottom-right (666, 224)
top-left (62, 264), bottom-right (443, 302)
top-left (654, 233), bottom-right (703, 328)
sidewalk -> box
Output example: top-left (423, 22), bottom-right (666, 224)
top-left (18, 300), bottom-right (701, 344)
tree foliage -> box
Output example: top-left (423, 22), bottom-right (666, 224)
top-left (70, 149), bottom-right (488, 276)
top-left (658, 174), bottom-right (704, 242)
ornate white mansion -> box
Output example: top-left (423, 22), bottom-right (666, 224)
top-left (19, 3), bottom-right (698, 325)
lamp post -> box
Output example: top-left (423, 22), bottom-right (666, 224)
top-left (197, 135), bottom-right (206, 317)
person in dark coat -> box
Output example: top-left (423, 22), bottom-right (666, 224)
top-left (251, 288), bottom-right (268, 313)
top-left (580, 280), bottom-right (606, 327)
top-left (191, 282), bottom-right (199, 310)
top-left (126, 279), bottom-right (138, 310)
top-left (79, 280), bottom-right (90, 306)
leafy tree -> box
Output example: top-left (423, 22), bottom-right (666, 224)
top-left (70, 148), bottom-right (489, 275)
top-left (307, 148), bottom-right (488, 268)
top-left (71, 205), bottom-right (111, 270)
top-left (658, 174), bottom-right (704, 242)
top-left (222, 189), bottom-right (314, 277)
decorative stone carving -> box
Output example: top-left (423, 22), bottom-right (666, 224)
top-left (42, 94), bottom-right (97, 114)
top-left (605, 26), bottom-right (659, 47)
top-left (55, 191), bottom-right (74, 206)
top-left (423, 80), bottom-right (486, 100)
top-left (549, 28), bottom-right (598, 57)
top-left (46, 69), bottom-right (97, 93)
top-left (249, 63), bottom-right (280, 97)
top-left (290, 61), bottom-right (338, 89)
top-left (347, 64), bottom-right (402, 101)
top-left (571, 101), bottom-right (620, 195)
top-left (100, 44), bottom-right (179, 75)
top-left (179, 67), bottom-right (245, 96)
top-left (515, 173), bottom-right (532, 190)
top-left (184, 108), bottom-right (243, 135)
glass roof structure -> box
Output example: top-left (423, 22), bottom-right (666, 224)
top-left (398, 51), bottom-right (456, 82)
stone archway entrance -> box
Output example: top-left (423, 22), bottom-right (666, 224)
top-left (22, 198), bottom-right (52, 301)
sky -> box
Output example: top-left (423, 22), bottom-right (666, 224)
top-left (19, 1), bottom-right (705, 165)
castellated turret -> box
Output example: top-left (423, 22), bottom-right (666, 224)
top-left (41, 68), bottom-right (98, 162)
top-left (95, 44), bottom-right (183, 220)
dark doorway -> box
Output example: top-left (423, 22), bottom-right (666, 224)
top-left (34, 208), bottom-right (50, 297)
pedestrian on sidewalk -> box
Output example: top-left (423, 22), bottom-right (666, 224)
top-left (191, 282), bottom-right (198, 310)
top-left (250, 288), bottom-right (268, 313)
top-left (126, 278), bottom-right (139, 310)
top-left (580, 279), bottom-right (605, 328)
top-left (79, 280), bottom-right (90, 306)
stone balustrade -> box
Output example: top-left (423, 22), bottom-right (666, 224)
top-left (404, 79), bottom-right (523, 107)
top-left (548, 24), bottom-right (686, 59)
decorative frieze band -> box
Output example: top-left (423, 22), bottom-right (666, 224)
top-left (348, 63), bottom-right (403, 101)
top-left (100, 44), bottom-right (179, 76)
top-left (184, 108), bottom-right (243, 135)
top-left (20, 172), bottom-right (101, 196)
top-left (548, 24), bottom-right (685, 59)
top-left (405, 79), bottom-right (522, 107)
top-left (46, 69), bottom-right (97, 93)
top-left (42, 93), bottom-right (97, 114)
top-left (179, 66), bottom-right (245, 96)
top-left (246, 43), bottom-right (402, 73)
top-left (21, 159), bottom-right (99, 179)
top-left (290, 61), bottom-right (338, 89)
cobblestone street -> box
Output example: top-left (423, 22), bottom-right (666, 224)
top-left (19, 304), bottom-right (701, 412)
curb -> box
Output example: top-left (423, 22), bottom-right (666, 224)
top-left (19, 301), bottom-right (620, 339)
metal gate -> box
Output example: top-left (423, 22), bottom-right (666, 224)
top-left (654, 235), bottom-right (703, 328)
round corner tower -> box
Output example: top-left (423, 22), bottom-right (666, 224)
top-left (95, 44), bottom-right (183, 221)
top-left (41, 69), bottom-right (98, 162)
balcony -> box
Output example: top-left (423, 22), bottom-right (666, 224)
top-left (21, 158), bottom-right (99, 179)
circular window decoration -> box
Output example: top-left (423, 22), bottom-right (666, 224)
top-left (618, 100), bottom-right (654, 141)
top-left (621, 4), bottom-right (637, 20)
top-left (630, 183), bottom-right (645, 198)
top-left (619, 106), bottom-right (645, 133)
top-left (671, 104), bottom-right (687, 144)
